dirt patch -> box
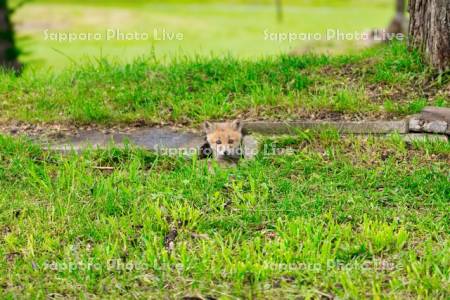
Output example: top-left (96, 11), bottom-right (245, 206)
top-left (313, 60), bottom-right (449, 107)
top-left (164, 229), bottom-right (178, 253)
top-left (237, 106), bottom-right (392, 122)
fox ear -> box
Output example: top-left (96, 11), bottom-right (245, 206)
top-left (203, 121), bottom-right (215, 133)
top-left (231, 119), bottom-right (243, 132)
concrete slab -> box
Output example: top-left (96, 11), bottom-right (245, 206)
top-left (421, 106), bottom-right (450, 123)
top-left (244, 120), bottom-right (409, 135)
top-left (400, 134), bottom-right (448, 143)
top-left (409, 107), bottom-right (449, 134)
top-left (41, 127), bottom-right (260, 158)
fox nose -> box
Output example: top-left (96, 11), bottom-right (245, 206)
top-left (223, 150), bottom-right (230, 156)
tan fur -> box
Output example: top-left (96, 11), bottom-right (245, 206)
top-left (203, 120), bottom-right (243, 162)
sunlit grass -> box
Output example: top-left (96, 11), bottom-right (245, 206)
top-left (14, 1), bottom-right (393, 69)
top-left (3, 42), bottom-right (446, 125)
top-left (0, 132), bottom-right (448, 298)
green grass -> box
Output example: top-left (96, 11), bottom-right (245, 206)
top-left (13, 1), bottom-right (393, 69)
top-left (2, 3), bottom-right (448, 298)
top-left (0, 132), bottom-right (449, 298)
top-left (1, 42), bottom-right (448, 125)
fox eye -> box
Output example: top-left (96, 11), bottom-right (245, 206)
top-left (228, 139), bottom-right (234, 144)
top-left (216, 140), bottom-right (222, 144)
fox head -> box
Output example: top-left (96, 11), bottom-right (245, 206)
top-left (203, 120), bottom-right (243, 160)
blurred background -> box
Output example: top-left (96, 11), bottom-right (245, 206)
top-left (10, 0), bottom-right (396, 70)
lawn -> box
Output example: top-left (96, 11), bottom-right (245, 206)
top-left (0, 132), bottom-right (448, 298)
top-left (13, 0), bottom-right (393, 69)
top-left (1, 1), bottom-right (449, 298)
top-left (1, 42), bottom-right (449, 126)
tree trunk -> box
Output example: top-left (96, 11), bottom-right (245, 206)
top-left (0, 0), bottom-right (21, 71)
top-left (409, 0), bottom-right (450, 72)
top-left (396, 0), bottom-right (405, 16)
top-left (386, 0), bottom-right (408, 35)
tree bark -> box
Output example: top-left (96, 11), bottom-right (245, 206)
top-left (386, 0), bottom-right (408, 35)
top-left (396, 0), bottom-right (405, 15)
top-left (409, 0), bottom-right (450, 72)
top-left (0, 0), bottom-right (21, 71)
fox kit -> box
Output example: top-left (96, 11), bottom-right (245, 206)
top-left (202, 120), bottom-right (243, 164)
